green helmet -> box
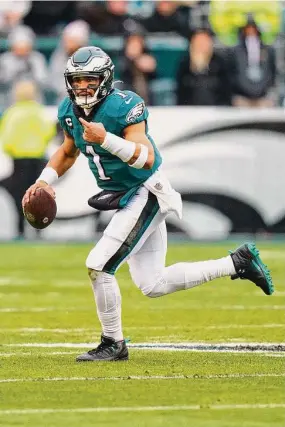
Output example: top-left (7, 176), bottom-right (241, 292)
top-left (64, 46), bottom-right (114, 108)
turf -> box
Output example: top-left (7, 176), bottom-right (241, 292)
top-left (0, 242), bottom-right (284, 427)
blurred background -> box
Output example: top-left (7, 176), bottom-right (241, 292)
top-left (0, 0), bottom-right (284, 242)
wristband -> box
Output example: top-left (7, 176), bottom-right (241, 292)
top-left (36, 167), bottom-right (58, 185)
top-left (129, 144), bottom-right (149, 169)
top-left (102, 132), bottom-right (136, 162)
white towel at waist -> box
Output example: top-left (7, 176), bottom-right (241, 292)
top-left (143, 169), bottom-right (182, 219)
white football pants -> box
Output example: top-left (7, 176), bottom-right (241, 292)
top-left (86, 186), bottom-right (235, 341)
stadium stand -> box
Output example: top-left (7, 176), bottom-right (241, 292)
top-left (0, 0), bottom-right (283, 108)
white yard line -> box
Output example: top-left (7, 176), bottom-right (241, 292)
top-left (129, 342), bottom-right (285, 353)
top-left (1, 404), bottom-right (285, 415)
top-left (1, 305), bottom-right (285, 313)
top-left (0, 278), bottom-right (35, 286)
top-left (1, 373), bottom-right (285, 384)
top-left (4, 342), bottom-right (285, 353)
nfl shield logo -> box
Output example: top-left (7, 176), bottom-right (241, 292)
top-left (155, 182), bottom-right (163, 191)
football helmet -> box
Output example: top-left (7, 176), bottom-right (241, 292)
top-left (64, 46), bottom-right (114, 108)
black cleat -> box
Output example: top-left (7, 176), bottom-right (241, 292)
top-left (76, 335), bottom-right (129, 362)
top-left (229, 243), bottom-right (274, 295)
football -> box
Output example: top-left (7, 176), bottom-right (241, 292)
top-left (23, 188), bottom-right (57, 229)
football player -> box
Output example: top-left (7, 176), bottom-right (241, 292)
top-left (22, 47), bottom-right (274, 362)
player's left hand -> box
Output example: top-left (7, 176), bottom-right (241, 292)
top-left (79, 117), bottom-right (106, 144)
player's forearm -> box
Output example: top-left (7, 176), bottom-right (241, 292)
top-left (101, 132), bottom-right (154, 169)
top-left (37, 146), bottom-right (79, 185)
top-left (47, 145), bottom-right (79, 177)
top-left (80, 119), bottom-right (154, 169)
top-left (127, 135), bottom-right (154, 170)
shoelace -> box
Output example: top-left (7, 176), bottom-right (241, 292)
top-left (88, 337), bottom-right (130, 355)
top-left (88, 341), bottom-right (117, 356)
top-left (87, 343), bottom-right (107, 355)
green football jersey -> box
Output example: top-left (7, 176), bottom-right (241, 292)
top-left (58, 89), bottom-right (162, 199)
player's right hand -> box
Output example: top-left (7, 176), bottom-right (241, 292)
top-left (22, 181), bottom-right (56, 207)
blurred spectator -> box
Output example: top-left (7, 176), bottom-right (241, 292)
top-left (0, 1), bottom-right (31, 36)
top-left (77, 0), bottom-right (130, 35)
top-left (0, 80), bottom-right (56, 239)
top-left (49, 20), bottom-right (90, 103)
top-left (119, 21), bottom-right (157, 104)
top-left (176, 28), bottom-right (232, 106)
top-left (141, 0), bottom-right (189, 37)
top-left (231, 16), bottom-right (276, 108)
top-left (128, 0), bottom-right (155, 19)
top-left (23, 1), bottom-right (76, 35)
top-left (0, 25), bottom-right (48, 104)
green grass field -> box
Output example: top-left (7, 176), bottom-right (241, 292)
top-left (0, 242), bottom-right (284, 427)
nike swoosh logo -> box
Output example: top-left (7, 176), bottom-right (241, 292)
top-left (98, 195), bottom-right (110, 200)
top-left (125, 97), bottom-right (133, 104)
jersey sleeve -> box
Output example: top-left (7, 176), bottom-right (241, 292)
top-left (57, 98), bottom-right (73, 136)
top-left (117, 93), bottom-right (149, 134)
top-left (58, 116), bottom-right (71, 135)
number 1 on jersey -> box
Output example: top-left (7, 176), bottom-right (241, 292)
top-left (86, 146), bottom-right (111, 180)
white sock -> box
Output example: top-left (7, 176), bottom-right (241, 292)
top-left (90, 271), bottom-right (123, 342)
top-left (165, 255), bottom-right (236, 290)
top-left (145, 256), bottom-right (236, 297)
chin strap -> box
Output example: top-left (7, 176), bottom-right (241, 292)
top-left (72, 84), bottom-right (100, 109)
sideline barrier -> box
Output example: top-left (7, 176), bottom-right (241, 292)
top-left (0, 106), bottom-right (284, 240)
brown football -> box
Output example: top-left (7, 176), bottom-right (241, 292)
top-left (23, 188), bottom-right (57, 229)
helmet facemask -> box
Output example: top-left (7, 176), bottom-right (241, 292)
top-left (67, 73), bottom-right (104, 109)
top-left (64, 47), bottom-right (115, 109)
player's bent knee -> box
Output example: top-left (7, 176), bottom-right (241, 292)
top-left (132, 277), bottom-right (155, 296)
top-left (88, 268), bottom-right (101, 282)
top-left (141, 288), bottom-right (164, 298)
top-left (140, 283), bottom-right (165, 298)
top-left (86, 245), bottom-right (108, 272)
top-left (132, 274), bottom-right (166, 298)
